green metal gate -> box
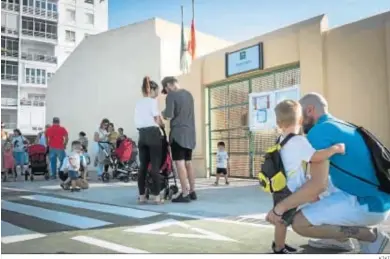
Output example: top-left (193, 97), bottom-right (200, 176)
top-left (207, 65), bottom-right (301, 178)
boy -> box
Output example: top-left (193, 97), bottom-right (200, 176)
top-left (214, 141), bottom-right (229, 185)
top-left (271, 100), bottom-right (345, 254)
top-left (60, 140), bottom-right (88, 192)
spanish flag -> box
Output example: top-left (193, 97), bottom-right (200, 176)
top-left (188, 0), bottom-right (196, 60)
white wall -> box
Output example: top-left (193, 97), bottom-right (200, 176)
top-left (46, 18), bottom-right (233, 155)
top-left (47, 19), bottom-right (161, 153)
top-left (1, 12), bottom-right (19, 29)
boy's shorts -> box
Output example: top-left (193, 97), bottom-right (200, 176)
top-left (216, 168), bottom-right (227, 175)
top-left (68, 170), bottom-right (79, 180)
top-left (273, 188), bottom-right (297, 226)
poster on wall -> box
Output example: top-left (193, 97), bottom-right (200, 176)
top-left (248, 85), bottom-right (300, 131)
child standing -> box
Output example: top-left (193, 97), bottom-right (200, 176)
top-left (214, 141), bottom-right (229, 185)
top-left (269, 100), bottom-right (345, 254)
top-left (2, 142), bottom-right (16, 180)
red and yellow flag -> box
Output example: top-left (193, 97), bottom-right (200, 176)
top-left (188, 0), bottom-right (196, 60)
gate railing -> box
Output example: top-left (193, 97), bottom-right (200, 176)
top-left (207, 65), bottom-right (300, 178)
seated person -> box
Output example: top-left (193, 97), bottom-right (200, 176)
top-left (59, 140), bottom-right (88, 191)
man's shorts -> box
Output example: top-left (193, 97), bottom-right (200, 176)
top-left (273, 188), bottom-right (297, 226)
top-left (301, 190), bottom-right (390, 227)
top-left (216, 168), bottom-right (227, 175)
top-left (171, 140), bottom-right (192, 161)
top-left (68, 170), bottom-right (79, 180)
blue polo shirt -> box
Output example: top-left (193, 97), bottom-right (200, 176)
top-left (307, 114), bottom-right (390, 213)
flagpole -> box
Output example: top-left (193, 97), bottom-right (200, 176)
top-left (192, 0), bottom-right (194, 19)
top-left (181, 5), bottom-right (184, 23)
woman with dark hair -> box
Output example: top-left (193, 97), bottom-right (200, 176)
top-left (134, 76), bottom-right (164, 204)
top-left (94, 118), bottom-right (110, 180)
top-left (11, 129), bottom-right (29, 175)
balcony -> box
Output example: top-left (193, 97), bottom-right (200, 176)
top-left (1, 74), bottom-right (18, 84)
top-left (22, 5), bottom-right (58, 21)
top-left (1, 48), bottom-right (19, 60)
top-left (1, 26), bottom-right (19, 38)
top-left (21, 29), bottom-right (57, 43)
top-left (20, 99), bottom-right (45, 107)
top-left (1, 2), bottom-right (20, 12)
top-left (2, 122), bottom-right (17, 130)
top-left (1, 98), bottom-right (18, 108)
top-left (21, 52), bottom-right (57, 64)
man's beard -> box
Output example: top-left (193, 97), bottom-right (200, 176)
top-left (302, 117), bottom-right (315, 135)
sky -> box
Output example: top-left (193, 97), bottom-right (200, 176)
top-left (108, 0), bottom-right (390, 42)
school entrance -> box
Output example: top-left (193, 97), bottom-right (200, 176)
top-left (207, 65), bottom-right (301, 178)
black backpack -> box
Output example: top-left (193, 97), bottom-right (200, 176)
top-left (331, 120), bottom-right (390, 195)
top-left (258, 133), bottom-right (296, 193)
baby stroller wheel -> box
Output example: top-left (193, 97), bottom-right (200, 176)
top-left (30, 175), bottom-right (34, 181)
top-left (131, 174), bottom-right (138, 181)
top-left (44, 172), bottom-right (50, 180)
top-left (2, 173), bottom-right (6, 182)
top-left (170, 185), bottom-right (179, 195)
top-left (123, 176), bottom-right (130, 183)
top-left (102, 172), bottom-right (110, 182)
top-left (24, 172), bottom-right (28, 181)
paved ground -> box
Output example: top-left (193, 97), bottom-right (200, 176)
top-left (1, 173), bottom-right (390, 254)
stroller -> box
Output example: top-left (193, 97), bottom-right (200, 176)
top-left (145, 128), bottom-right (179, 200)
top-left (99, 138), bottom-right (139, 183)
top-left (25, 144), bottom-right (50, 181)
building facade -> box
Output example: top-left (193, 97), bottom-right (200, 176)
top-left (45, 18), bottom-right (233, 156)
top-left (176, 12), bottom-right (390, 178)
top-left (1, 0), bottom-right (108, 135)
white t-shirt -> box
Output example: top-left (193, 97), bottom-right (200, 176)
top-left (279, 135), bottom-right (316, 192)
top-left (216, 151), bottom-right (229, 169)
top-left (61, 152), bottom-right (87, 171)
top-left (134, 97), bottom-right (160, 129)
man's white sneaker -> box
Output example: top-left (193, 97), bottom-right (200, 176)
top-left (308, 239), bottom-right (355, 251)
top-left (359, 229), bottom-right (389, 254)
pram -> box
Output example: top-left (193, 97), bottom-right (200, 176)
top-left (145, 128), bottom-right (179, 200)
top-left (99, 138), bottom-right (139, 183)
top-left (25, 144), bottom-right (50, 181)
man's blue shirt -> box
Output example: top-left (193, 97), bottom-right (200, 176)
top-left (307, 114), bottom-right (390, 213)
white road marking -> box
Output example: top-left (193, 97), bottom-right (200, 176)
top-left (21, 195), bottom-right (159, 218)
top-left (71, 236), bottom-right (148, 253)
top-left (125, 218), bottom-right (237, 242)
top-left (39, 182), bottom-right (136, 190)
top-left (1, 187), bottom-right (30, 192)
top-left (167, 212), bottom-right (274, 229)
top-left (1, 221), bottom-right (46, 244)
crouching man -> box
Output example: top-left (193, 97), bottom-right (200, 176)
top-left (59, 140), bottom-right (89, 191)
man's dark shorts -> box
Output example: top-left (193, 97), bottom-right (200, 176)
top-left (273, 188), bottom-right (297, 226)
top-left (171, 140), bottom-right (192, 161)
top-left (216, 168), bottom-right (227, 175)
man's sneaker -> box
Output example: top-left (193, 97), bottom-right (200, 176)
top-left (60, 183), bottom-right (66, 190)
top-left (272, 242), bottom-right (297, 253)
top-left (359, 228), bottom-right (389, 254)
top-left (189, 191), bottom-right (197, 200)
top-left (308, 238), bottom-right (355, 251)
top-left (70, 188), bottom-right (81, 192)
top-left (172, 193), bottom-right (191, 203)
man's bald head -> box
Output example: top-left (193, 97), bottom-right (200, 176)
top-left (299, 92), bottom-right (328, 115)
top-left (299, 93), bottom-right (329, 134)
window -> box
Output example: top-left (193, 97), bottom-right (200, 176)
top-left (2, 60), bottom-right (18, 77)
top-left (85, 0), bottom-right (94, 4)
top-left (25, 67), bottom-right (47, 85)
top-left (66, 9), bottom-right (76, 22)
top-left (85, 13), bottom-right (94, 25)
top-left (65, 30), bottom-right (76, 42)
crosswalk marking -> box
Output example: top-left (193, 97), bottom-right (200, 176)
top-left (39, 182), bottom-right (136, 190)
top-left (71, 236), bottom-right (149, 253)
top-left (1, 221), bottom-right (46, 244)
top-left (21, 195), bottom-right (160, 219)
top-left (1, 187), bottom-right (30, 192)
top-left (1, 200), bottom-right (112, 229)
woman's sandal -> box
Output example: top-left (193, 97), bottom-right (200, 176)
top-left (150, 195), bottom-right (164, 205)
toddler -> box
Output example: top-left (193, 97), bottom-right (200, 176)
top-left (214, 141), bottom-right (229, 185)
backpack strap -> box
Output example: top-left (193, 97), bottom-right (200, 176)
top-left (279, 133), bottom-right (297, 147)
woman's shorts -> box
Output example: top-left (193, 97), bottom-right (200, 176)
top-left (68, 170), bottom-right (79, 180)
top-left (13, 152), bottom-right (26, 165)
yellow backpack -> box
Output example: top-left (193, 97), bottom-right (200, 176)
top-left (258, 133), bottom-right (296, 193)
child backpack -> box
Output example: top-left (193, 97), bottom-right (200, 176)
top-left (258, 133), bottom-right (296, 193)
top-left (331, 120), bottom-right (390, 195)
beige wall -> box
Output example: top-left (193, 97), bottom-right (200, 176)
top-left (178, 12), bottom-right (390, 177)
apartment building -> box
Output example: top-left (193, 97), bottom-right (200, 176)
top-left (1, 0), bottom-right (108, 136)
